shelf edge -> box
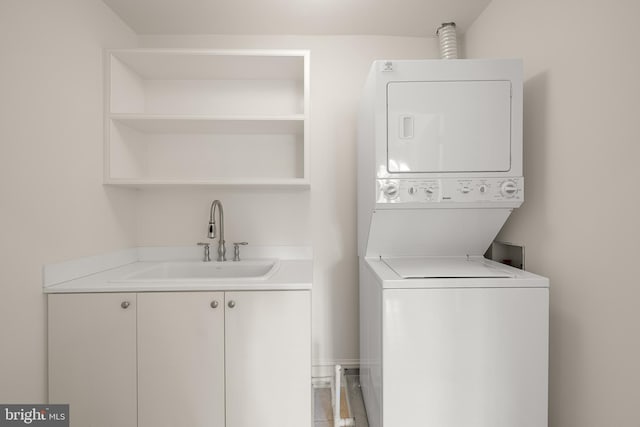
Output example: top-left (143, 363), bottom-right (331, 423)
top-left (104, 179), bottom-right (311, 190)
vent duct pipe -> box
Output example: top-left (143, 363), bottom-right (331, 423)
top-left (436, 22), bottom-right (458, 59)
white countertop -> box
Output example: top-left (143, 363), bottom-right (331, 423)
top-left (43, 246), bottom-right (312, 293)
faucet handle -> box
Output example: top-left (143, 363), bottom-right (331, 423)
top-left (197, 242), bottom-right (212, 262)
top-left (232, 242), bottom-right (248, 262)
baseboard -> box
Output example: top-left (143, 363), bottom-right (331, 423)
top-left (312, 359), bottom-right (360, 386)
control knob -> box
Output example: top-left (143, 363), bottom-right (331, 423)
top-left (500, 180), bottom-right (518, 198)
top-left (382, 182), bottom-right (399, 199)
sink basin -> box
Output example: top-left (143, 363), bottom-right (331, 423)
top-left (116, 259), bottom-right (279, 282)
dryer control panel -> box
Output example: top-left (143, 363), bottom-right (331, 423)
top-left (376, 177), bottom-right (523, 204)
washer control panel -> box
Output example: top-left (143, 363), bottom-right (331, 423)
top-left (377, 178), bottom-right (523, 204)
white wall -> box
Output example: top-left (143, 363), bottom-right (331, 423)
top-left (138, 35), bottom-right (439, 371)
top-left (464, 1), bottom-right (640, 425)
top-left (0, 0), bottom-right (137, 401)
top-left (0, 2), bottom-right (439, 397)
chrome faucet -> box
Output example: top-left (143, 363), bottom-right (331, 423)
top-left (207, 200), bottom-right (227, 261)
top-left (197, 242), bottom-right (212, 262)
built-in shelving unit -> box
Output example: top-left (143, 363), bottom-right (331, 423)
top-left (104, 49), bottom-right (310, 188)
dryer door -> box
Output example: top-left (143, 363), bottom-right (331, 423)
top-left (387, 80), bottom-right (512, 173)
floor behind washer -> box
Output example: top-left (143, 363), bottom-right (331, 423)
top-left (314, 369), bottom-right (369, 427)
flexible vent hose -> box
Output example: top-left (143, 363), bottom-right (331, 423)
top-left (436, 22), bottom-right (458, 59)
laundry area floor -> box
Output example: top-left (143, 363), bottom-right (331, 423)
top-left (314, 369), bottom-right (369, 427)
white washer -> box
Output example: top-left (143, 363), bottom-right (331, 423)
top-left (357, 59), bottom-right (549, 427)
top-left (360, 256), bottom-right (548, 427)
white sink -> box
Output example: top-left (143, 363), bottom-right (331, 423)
top-left (115, 259), bottom-right (279, 282)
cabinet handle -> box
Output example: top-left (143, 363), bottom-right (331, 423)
top-left (228, 300), bottom-right (236, 308)
top-left (121, 301), bottom-right (130, 309)
top-left (210, 300), bottom-right (219, 309)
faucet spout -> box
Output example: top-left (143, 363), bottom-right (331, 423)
top-left (208, 200), bottom-right (226, 261)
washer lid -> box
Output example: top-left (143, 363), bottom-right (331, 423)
top-left (382, 257), bottom-right (514, 279)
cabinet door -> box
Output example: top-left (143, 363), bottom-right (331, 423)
top-left (225, 291), bottom-right (311, 427)
top-left (137, 292), bottom-right (225, 427)
top-left (48, 293), bottom-right (137, 427)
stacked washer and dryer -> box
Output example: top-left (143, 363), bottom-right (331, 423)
top-left (357, 59), bottom-right (549, 427)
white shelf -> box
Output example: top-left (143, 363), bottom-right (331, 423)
top-left (104, 178), bottom-right (310, 189)
top-left (110, 49), bottom-right (306, 81)
top-left (110, 114), bottom-right (304, 134)
top-left (105, 49), bottom-right (310, 187)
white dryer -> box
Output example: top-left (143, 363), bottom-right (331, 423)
top-left (357, 59), bottom-right (549, 427)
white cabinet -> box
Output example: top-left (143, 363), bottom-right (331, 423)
top-left (49, 290), bottom-right (311, 427)
top-left (225, 291), bottom-right (311, 427)
top-left (105, 49), bottom-right (310, 188)
top-left (137, 292), bottom-right (225, 427)
top-left (48, 293), bottom-right (137, 427)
